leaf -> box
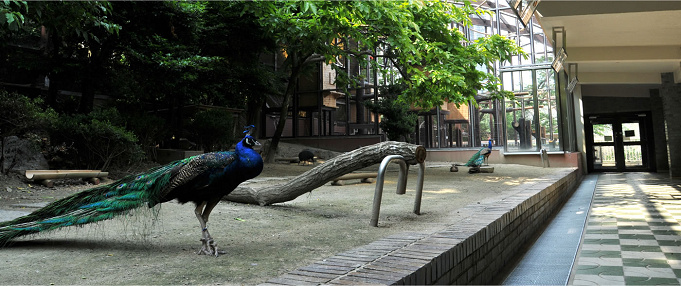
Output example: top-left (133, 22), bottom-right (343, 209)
top-left (5, 12), bottom-right (14, 24)
top-left (234, 217), bottom-right (245, 221)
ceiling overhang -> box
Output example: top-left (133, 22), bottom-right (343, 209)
top-left (535, 1), bottom-right (681, 88)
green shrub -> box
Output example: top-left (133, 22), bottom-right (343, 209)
top-left (0, 89), bottom-right (57, 138)
top-left (191, 108), bottom-right (235, 152)
top-left (124, 112), bottom-right (168, 160)
top-left (49, 108), bottom-right (144, 171)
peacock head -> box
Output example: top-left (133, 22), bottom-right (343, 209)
top-left (242, 125), bottom-right (260, 148)
top-left (243, 135), bottom-right (259, 148)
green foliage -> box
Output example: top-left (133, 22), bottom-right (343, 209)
top-left (0, 1), bottom-right (27, 33)
top-left (245, 0), bottom-right (526, 155)
top-left (124, 112), bottom-right (168, 159)
top-left (247, 1), bottom-right (525, 110)
top-left (365, 85), bottom-right (417, 142)
top-left (49, 108), bottom-right (143, 171)
top-left (28, 1), bottom-right (120, 43)
top-left (191, 109), bottom-right (235, 152)
top-left (0, 89), bottom-right (57, 137)
top-left (400, 4), bottom-right (527, 109)
top-left (2, 0), bottom-right (530, 165)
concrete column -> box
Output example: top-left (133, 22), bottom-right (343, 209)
top-left (650, 89), bottom-right (669, 172)
top-left (660, 73), bottom-right (681, 178)
top-left (572, 85), bottom-right (587, 174)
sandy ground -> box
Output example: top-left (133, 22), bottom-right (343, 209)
top-left (0, 161), bottom-right (567, 285)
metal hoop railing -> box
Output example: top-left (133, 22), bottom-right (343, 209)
top-left (370, 155), bottom-right (425, 227)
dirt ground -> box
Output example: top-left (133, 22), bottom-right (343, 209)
top-left (0, 161), bottom-right (568, 285)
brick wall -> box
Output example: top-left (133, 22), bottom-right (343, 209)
top-left (660, 73), bottom-right (681, 178)
top-left (262, 168), bottom-right (582, 285)
top-left (650, 89), bottom-right (670, 172)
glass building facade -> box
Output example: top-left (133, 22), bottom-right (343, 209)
top-left (261, 0), bottom-right (575, 155)
top-left (410, 0), bottom-right (572, 154)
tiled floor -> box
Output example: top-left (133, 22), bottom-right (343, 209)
top-left (571, 173), bottom-right (681, 285)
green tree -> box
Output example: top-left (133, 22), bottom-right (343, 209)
top-left (109, 2), bottom-right (277, 141)
top-left (246, 1), bottom-right (524, 161)
top-left (107, 2), bottom-right (221, 139)
top-left (191, 109), bottom-right (235, 152)
top-left (199, 2), bottom-right (282, 126)
top-left (365, 85), bottom-right (417, 141)
top-left (0, 1), bottom-right (121, 113)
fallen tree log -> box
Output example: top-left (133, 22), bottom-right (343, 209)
top-left (225, 141), bottom-right (426, 206)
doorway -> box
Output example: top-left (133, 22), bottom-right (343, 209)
top-left (585, 112), bottom-right (655, 172)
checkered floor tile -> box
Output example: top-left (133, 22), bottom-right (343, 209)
top-left (571, 173), bottom-right (681, 285)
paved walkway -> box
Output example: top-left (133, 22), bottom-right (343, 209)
top-left (572, 172), bottom-right (681, 285)
top-left (503, 172), bottom-right (681, 285)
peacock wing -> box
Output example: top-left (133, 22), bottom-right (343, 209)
top-left (154, 152), bottom-right (237, 203)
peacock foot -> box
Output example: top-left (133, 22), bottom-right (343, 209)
top-left (197, 237), bottom-right (226, 257)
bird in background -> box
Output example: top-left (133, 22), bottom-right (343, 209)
top-left (465, 139), bottom-right (492, 173)
top-left (0, 125), bottom-right (264, 257)
top-left (298, 150), bottom-right (315, 165)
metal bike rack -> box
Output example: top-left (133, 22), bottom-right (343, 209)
top-left (540, 148), bottom-right (550, 168)
top-left (370, 155), bottom-right (425, 227)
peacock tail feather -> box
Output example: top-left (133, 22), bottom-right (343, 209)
top-left (465, 148), bottom-right (486, 167)
top-left (0, 157), bottom-right (192, 245)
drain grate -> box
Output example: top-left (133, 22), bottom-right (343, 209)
top-left (502, 174), bottom-right (598, 285)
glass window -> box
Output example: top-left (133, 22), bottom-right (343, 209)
top-left (621, 122), bottom-right (641, 142)
top-left (503, 68), bottom-right (559, 152)
top-left (537, 69), bottom-right (559, 151)
top-left (532, 22), bottom-right (553, 64)
top-left (592, 124), bottom-right (613, 143)
top-left (411, 0), bottom-right (564, 151)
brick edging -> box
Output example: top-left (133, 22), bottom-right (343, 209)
top-left (262, 168), bottom-right (582, 285)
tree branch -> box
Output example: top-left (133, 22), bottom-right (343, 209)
top-left (225, 141), bottom-right (426, 206)
top-left (302, 53), bottom-right (326, 65)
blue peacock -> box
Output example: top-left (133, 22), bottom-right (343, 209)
top-left (0, 125), bottom-right (263, 256)
top-left (465, 139), bottom-right (492, 173)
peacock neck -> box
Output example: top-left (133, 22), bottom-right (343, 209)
top-left (235, 139), bottom-right (263, 170)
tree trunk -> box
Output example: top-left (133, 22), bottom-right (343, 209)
top-left (225, 141), bottom-right (427, 206)
top-left (78, 63), bottom-right (95, 114)
top-left (265, 53), bottom-right (304, 163)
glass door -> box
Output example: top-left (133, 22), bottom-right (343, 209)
top-left (586, 113), bottom-right (652, 172)
top-left (621, 121), bottom-right (645, 169)
top-left (591, 122), bottom-right (617, 170)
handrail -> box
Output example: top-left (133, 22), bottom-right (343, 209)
top-left (370, 155), bottom-right (425, 227)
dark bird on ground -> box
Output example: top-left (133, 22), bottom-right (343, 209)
top-left (298, 150), bottom-right (315, 165)
top-left (0, 126), bottom-right (263, 256)
top-left (465, 140), bottom-right (492, 173)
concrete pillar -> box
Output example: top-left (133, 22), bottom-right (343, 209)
top-left (660, 73), bottom-right (681, 178)
top-left (649, 89), bottom-right (669, 172)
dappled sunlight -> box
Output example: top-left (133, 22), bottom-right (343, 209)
top-left (482, 176), bottom-right (507, 183)
top-left (424, 188), bottom-right (461, 194)
top-left (502, 179), bottom-right (527, 186)
top-left (600, 184), bottom-right (635, 198)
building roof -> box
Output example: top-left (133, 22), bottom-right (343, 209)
top-left (536, 1), bottom-right (681, 96)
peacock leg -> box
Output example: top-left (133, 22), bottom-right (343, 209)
top-left (194, 199), bottom-right (223, 256)
top-left (194, 201), bottom-right (213, 256)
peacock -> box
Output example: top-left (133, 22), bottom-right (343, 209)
top-left (465, 139), bottom-right (492, 173)
top-left (0, 125), bottom-right (263, 257)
